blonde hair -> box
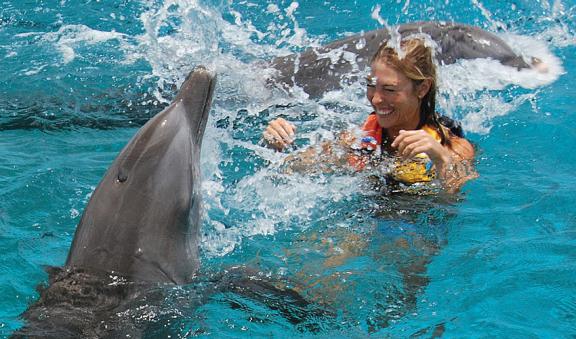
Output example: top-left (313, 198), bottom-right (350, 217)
top-left (371, 39), bottom-right (452, 145)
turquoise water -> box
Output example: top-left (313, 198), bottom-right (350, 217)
top-left (1, 0), bottom-right (576, 337)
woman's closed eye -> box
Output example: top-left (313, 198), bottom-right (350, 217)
top-left (365, 76), bottom-right (399, 93)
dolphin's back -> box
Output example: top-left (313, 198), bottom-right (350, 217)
top-left (268, 21), bottom-right (529, 98)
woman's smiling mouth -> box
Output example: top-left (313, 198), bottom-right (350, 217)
top-left (376, 108), bottom-right (394, 116)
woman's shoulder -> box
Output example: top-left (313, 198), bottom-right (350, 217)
top-left (448, 135), bottom-right (475, 160)
top-left (433, 114), bottom-right (474, 160)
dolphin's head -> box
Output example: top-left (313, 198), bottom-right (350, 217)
top-left (66, 66), bottom-right (217, 284)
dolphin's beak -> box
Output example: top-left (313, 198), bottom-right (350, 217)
top-left (176, 66), bottom-right (216, 147)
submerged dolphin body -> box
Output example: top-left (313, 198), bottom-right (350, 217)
top-left (13, 67), bottom-right (216, 337)
top-left (268, 21), bottom-right (532, 98)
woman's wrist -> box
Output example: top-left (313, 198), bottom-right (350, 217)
top-left (433, 151), bottom-right (454, 179)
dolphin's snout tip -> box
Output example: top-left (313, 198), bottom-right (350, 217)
top-left (192, 65), bottom-right (215, 77)
top-left (183, 66), bottom-right (216, 86)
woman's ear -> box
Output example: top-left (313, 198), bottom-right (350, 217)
top-left (417, 79), bottom-right (432, 99)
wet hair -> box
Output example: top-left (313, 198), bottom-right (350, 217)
top-left (371, 38), bottom-right (459, 145)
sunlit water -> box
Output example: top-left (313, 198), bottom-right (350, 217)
top-left (1, 0), bottom-right (575, 337)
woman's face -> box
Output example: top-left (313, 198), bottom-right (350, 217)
top-left (366, 61), bottom-right (428, 132)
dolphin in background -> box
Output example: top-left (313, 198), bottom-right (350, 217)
top-left (13, 66), bottom-right (216, 337)
top-left (268, 21), bottom-right (542, 98)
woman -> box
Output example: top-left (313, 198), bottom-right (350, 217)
top-left (263, 38), bottom-right (476, 192)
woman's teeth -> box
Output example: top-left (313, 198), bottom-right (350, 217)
top-left (376, 109), bottom-right (393, 116)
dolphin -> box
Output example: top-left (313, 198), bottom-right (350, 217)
top-left (12, 66), bottom-right (216, 337)
top-left (65, 66), bottom-right (215, 284)
top-left (268, 21), bottom-right (535, 98)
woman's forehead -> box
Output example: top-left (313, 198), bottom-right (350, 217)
top-left (369, 63), bottom-right (410, 84)
top-left (371, 59), bottom-right (400, 70)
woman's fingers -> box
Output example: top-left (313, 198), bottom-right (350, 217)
top-left (263, 118), bottom-right (296, 151)
top-left (270, 118), bottom-right (296, 142)
top-left (392, 130), bottom-right (424, 154)
top-left (402, 141), bottom-right (429, 159)
top-left (263, 127), bottom-right (284, 146)
top-left (392, 130), bottom-right (438, 159)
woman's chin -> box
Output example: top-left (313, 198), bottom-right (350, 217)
top-left (376, 114), bottom-right (395, 128)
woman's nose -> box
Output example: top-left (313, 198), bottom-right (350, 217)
top-left (370, 90), bottom-right (383, 106)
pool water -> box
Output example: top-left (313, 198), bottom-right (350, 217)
top-left (1, 0), bottom-right (575, 337)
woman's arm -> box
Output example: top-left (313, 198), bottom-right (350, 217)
top-left (435, 136), bottom-right (478, 193)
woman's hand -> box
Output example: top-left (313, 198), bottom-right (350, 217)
top-left (392, 129), bottom-right (478, 192)
top-left (262, 118), bottom-right (297, 151)
top-left (391, 129), bottom-right (452, 167)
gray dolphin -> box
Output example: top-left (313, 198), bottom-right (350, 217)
top-left (12, 67), bottom-right (216, 338)
top-left (268, 21), bottom-right (533, 98)
top-left (65, 66), bottom-right (215, 284)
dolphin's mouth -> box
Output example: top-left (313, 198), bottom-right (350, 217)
top-left (177, 66), bottom-right (217, 147)
top-left (194, 67), bottom-right (216, 147)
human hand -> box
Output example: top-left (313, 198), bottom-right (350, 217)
top-left (391, 129), bottom-right (451, 166)
top-left (262, 118), bottom-right (297, 151)
top-left (392, 129), bottom-right (477, 192)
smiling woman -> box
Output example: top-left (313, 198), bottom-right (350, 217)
top-left (263, 38), bottom-right (477, 192)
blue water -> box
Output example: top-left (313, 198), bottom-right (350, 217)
top-left (1, 0), bottom-right (575, 337)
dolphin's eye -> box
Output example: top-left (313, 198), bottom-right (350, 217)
top-left (117, 173), bottom-right (128, 183)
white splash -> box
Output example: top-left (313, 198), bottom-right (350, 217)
top-left (429, 27), bottom-right (565, 135)
top-left (370, 4), bottom-right (386, 26)
top-left (369, 8), bottom-right (403, 58)
top-left (202, 167), bottom-right (362, 257)
top-left (284, 2), bottom-right (307, 47)
top-left (42, 24), bottom-right (128, 64)
top-left (448, 92), bottom-right (534, 135)
top-left (471, 0), bottom-right (507, 32)
top-left (401, 0), bottom-right (411, 14)
top-left (535, 24), bottom-right (576, 48)
top-left (136, 0), bottom-right (221, 98)
top-left (112, 0), bottom-right (570, 257)
top-left (22, 64), bottom-right (48, 76)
